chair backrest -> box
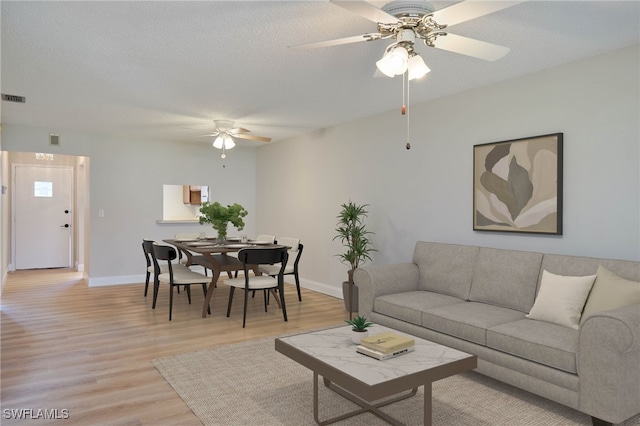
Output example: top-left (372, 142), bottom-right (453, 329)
top-left (153, 244), bottom-right (177, 262)
top-left (238, 247), bottom-right (288, 275)
top-left (255, 234), bottom-right (276, 243)
top-left (274, 237), bottom-right (301, 267)
top-left (153, 244), bottom-right (180, 280)
top-left (142, 239), bottom-right (156, 268)
top-left (175, 233), bottom-right (199, 240)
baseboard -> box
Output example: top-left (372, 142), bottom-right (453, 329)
top-left (87, 272), bottom-right (343, 299)
top-left (88, 274), bottom-right (145, 287)
top-left (76, 262), bottom-right (84, 272)
top-left (299, 278), bottom-right (343, 299)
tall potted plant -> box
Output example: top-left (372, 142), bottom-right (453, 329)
top-left (334, 201), bottom-right (376, 319)
top-left (198, 201), bottom-right (248, 241)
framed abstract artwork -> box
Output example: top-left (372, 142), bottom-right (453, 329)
top-left (473, 133), bottom-right (563, 235)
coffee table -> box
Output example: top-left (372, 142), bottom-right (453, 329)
top-left (275, 325), bottom-right (476, 426)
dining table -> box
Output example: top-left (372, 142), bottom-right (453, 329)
top-left (163, 238), bottom-right (286, 318)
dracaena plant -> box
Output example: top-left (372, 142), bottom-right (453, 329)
top-left (199, 201), bottom-right (247, 241)
top-left (334, 201), bottom-right (376, 283)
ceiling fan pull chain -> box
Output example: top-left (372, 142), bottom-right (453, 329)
top-left (401, 71), bottom-right (407, 115)
top-left (406, 74), bottom-right (411, 150)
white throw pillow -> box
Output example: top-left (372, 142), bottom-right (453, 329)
top-left (580, 266), bottom-right (640, 324)
top-left (526, 270), bottom-right (597, 329)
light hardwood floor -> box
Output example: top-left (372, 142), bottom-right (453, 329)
top-left (1, 269), bottom-right (348, 425)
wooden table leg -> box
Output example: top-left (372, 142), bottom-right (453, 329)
top-left (202, 268), bottom-right (220, 318)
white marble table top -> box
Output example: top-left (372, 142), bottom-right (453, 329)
top-left (277, 325), bottom-right (474, 387)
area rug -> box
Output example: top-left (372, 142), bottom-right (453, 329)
top-left (153, 337), bottom-right (639, 426)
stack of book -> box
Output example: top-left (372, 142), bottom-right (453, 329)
top-left (356, 332), bottom-right (415, 360)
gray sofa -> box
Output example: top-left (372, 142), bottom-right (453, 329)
top-left (354, 241), bottom-right (640, 426)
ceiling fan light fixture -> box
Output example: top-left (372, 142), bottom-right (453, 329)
top-left (376, 45), bottom-right (409, 77)
top-left (213, 134), bottom-right (236, 150)
top-left (213, 135), bottom-right (224, 149)
top-left (407, 54), bottom-right (430, 80)
top-left (223, 135), bottom-right (235, 149)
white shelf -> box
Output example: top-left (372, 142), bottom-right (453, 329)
top-left (156, 219), bottom-right (200, 224)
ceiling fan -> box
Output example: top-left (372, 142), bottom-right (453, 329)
top-left (201, 120), bottom-right (271, 159)
top-left (291, 0), bottom-right (524, 150)
top-left (291, 0), bottom-right (524, 77)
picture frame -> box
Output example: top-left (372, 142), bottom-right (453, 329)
top-left (473, 133), bottom-right (563, 235)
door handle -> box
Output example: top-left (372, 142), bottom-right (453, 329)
top-left (61, 224), bottom-right (70, 228)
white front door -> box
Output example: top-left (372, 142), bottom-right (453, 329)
top-left (14, 165), bottom-right (73, 269)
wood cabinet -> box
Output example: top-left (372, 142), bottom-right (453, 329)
top-left (182, 185), bottom-right (202, 205)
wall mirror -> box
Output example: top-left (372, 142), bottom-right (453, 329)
top-left (162, 184), bottom-right (209, 220)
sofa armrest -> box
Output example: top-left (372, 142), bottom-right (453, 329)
top-left (353, 263), bottom-right (419, 318)
top-left (577, 304), bottom-right (640, 423)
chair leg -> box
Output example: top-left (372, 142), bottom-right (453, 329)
top-left (202, 284), bottom-right (211, 315)
top-left (226, 287), bottom-right (235, 317)
top-left (152, 277), bottom-right (160, 309)
top-left (295, 272), bottom-right (302, 302)
top-left (144, 271), bottom-right (150, 297)
top-left (242, 289), bottom-right (249, 328)
top-left (169, 285), bottom-right (174, 321)
top-left (186, 285), bottom-right (192, 304)
top-left (279, 283), bottom-right (288, 322)
top-left (263, 290), bottom-right (268, 312)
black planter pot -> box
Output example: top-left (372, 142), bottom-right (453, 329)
top-left (342, 281), bottom-right (358, 312)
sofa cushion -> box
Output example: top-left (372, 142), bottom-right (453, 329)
top-left (413, 242), bottom-right (479, 300)
top-left (580, 266), bottom-right (640, 324)
top-left (540, 254), bottom-right (640, 283)
top-left (487, 319), bottom-right (579, 374)
top-left (469, 247), bottom-right (543, 312)
top-left (422, 302), bottom-right (526, 346)
top-left (526, 270), bottom-right (596, 329)
top-left (375, 291), bottom-right (465, 326)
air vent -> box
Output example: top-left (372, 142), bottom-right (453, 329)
top-left (49, 134), bottom-right (60, 146)
top-left (1, 93), bottom-right (26, 103)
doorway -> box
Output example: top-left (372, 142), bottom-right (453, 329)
top-left (12, 164), bottom-right (73, 270)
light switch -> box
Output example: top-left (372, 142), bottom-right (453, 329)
top-left (98, 209), bottom-right (105, 218)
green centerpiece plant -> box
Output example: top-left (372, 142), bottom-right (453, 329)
top-left (198, 201), bottom-right (248, 241)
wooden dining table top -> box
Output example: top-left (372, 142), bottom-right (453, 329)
top-left (162, 238), bottom-right (289, 318)
top-left (164, 238), bottom-right (285, 254)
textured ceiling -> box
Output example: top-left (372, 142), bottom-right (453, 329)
top-left (1, 1), bottom-right (639, 147)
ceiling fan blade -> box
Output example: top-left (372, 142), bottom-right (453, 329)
top-left (233, 133), bottom-right (271, 143)
top-left (230, 127), bottom-right (250, 134)
top-left (330, 0), bottom-right (398, 24)
top-left (431, 33), bottom-right (510, 61)
top-left (289, 33), bottom-right (382, 50)
top-left (433, 1), bottom-right (525, 28)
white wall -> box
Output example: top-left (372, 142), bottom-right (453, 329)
top-left (256, 45), bottom-right (640, 298)
top-left (1, 46), bottom-right (637, 293)
top-left (1, 128), bottom-right (257, 285)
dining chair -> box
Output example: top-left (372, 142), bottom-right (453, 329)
top-left (152, 244), bottom-right (211, 321)
top-left (173, 233), bottom-right (202, 266)
top-left (259, 237), bottom-right (304, 302)
top-left (142, 238), bottom-right (189, 299)
top-left (255, 234), bottom-right (276, 243)
top-left (223, 247), bottom-right (288, 328)
top-left (232, 234), bottom-right (276, 278)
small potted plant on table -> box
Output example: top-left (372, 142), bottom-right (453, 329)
top-left (345, 314), bottom-right (373, 344)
